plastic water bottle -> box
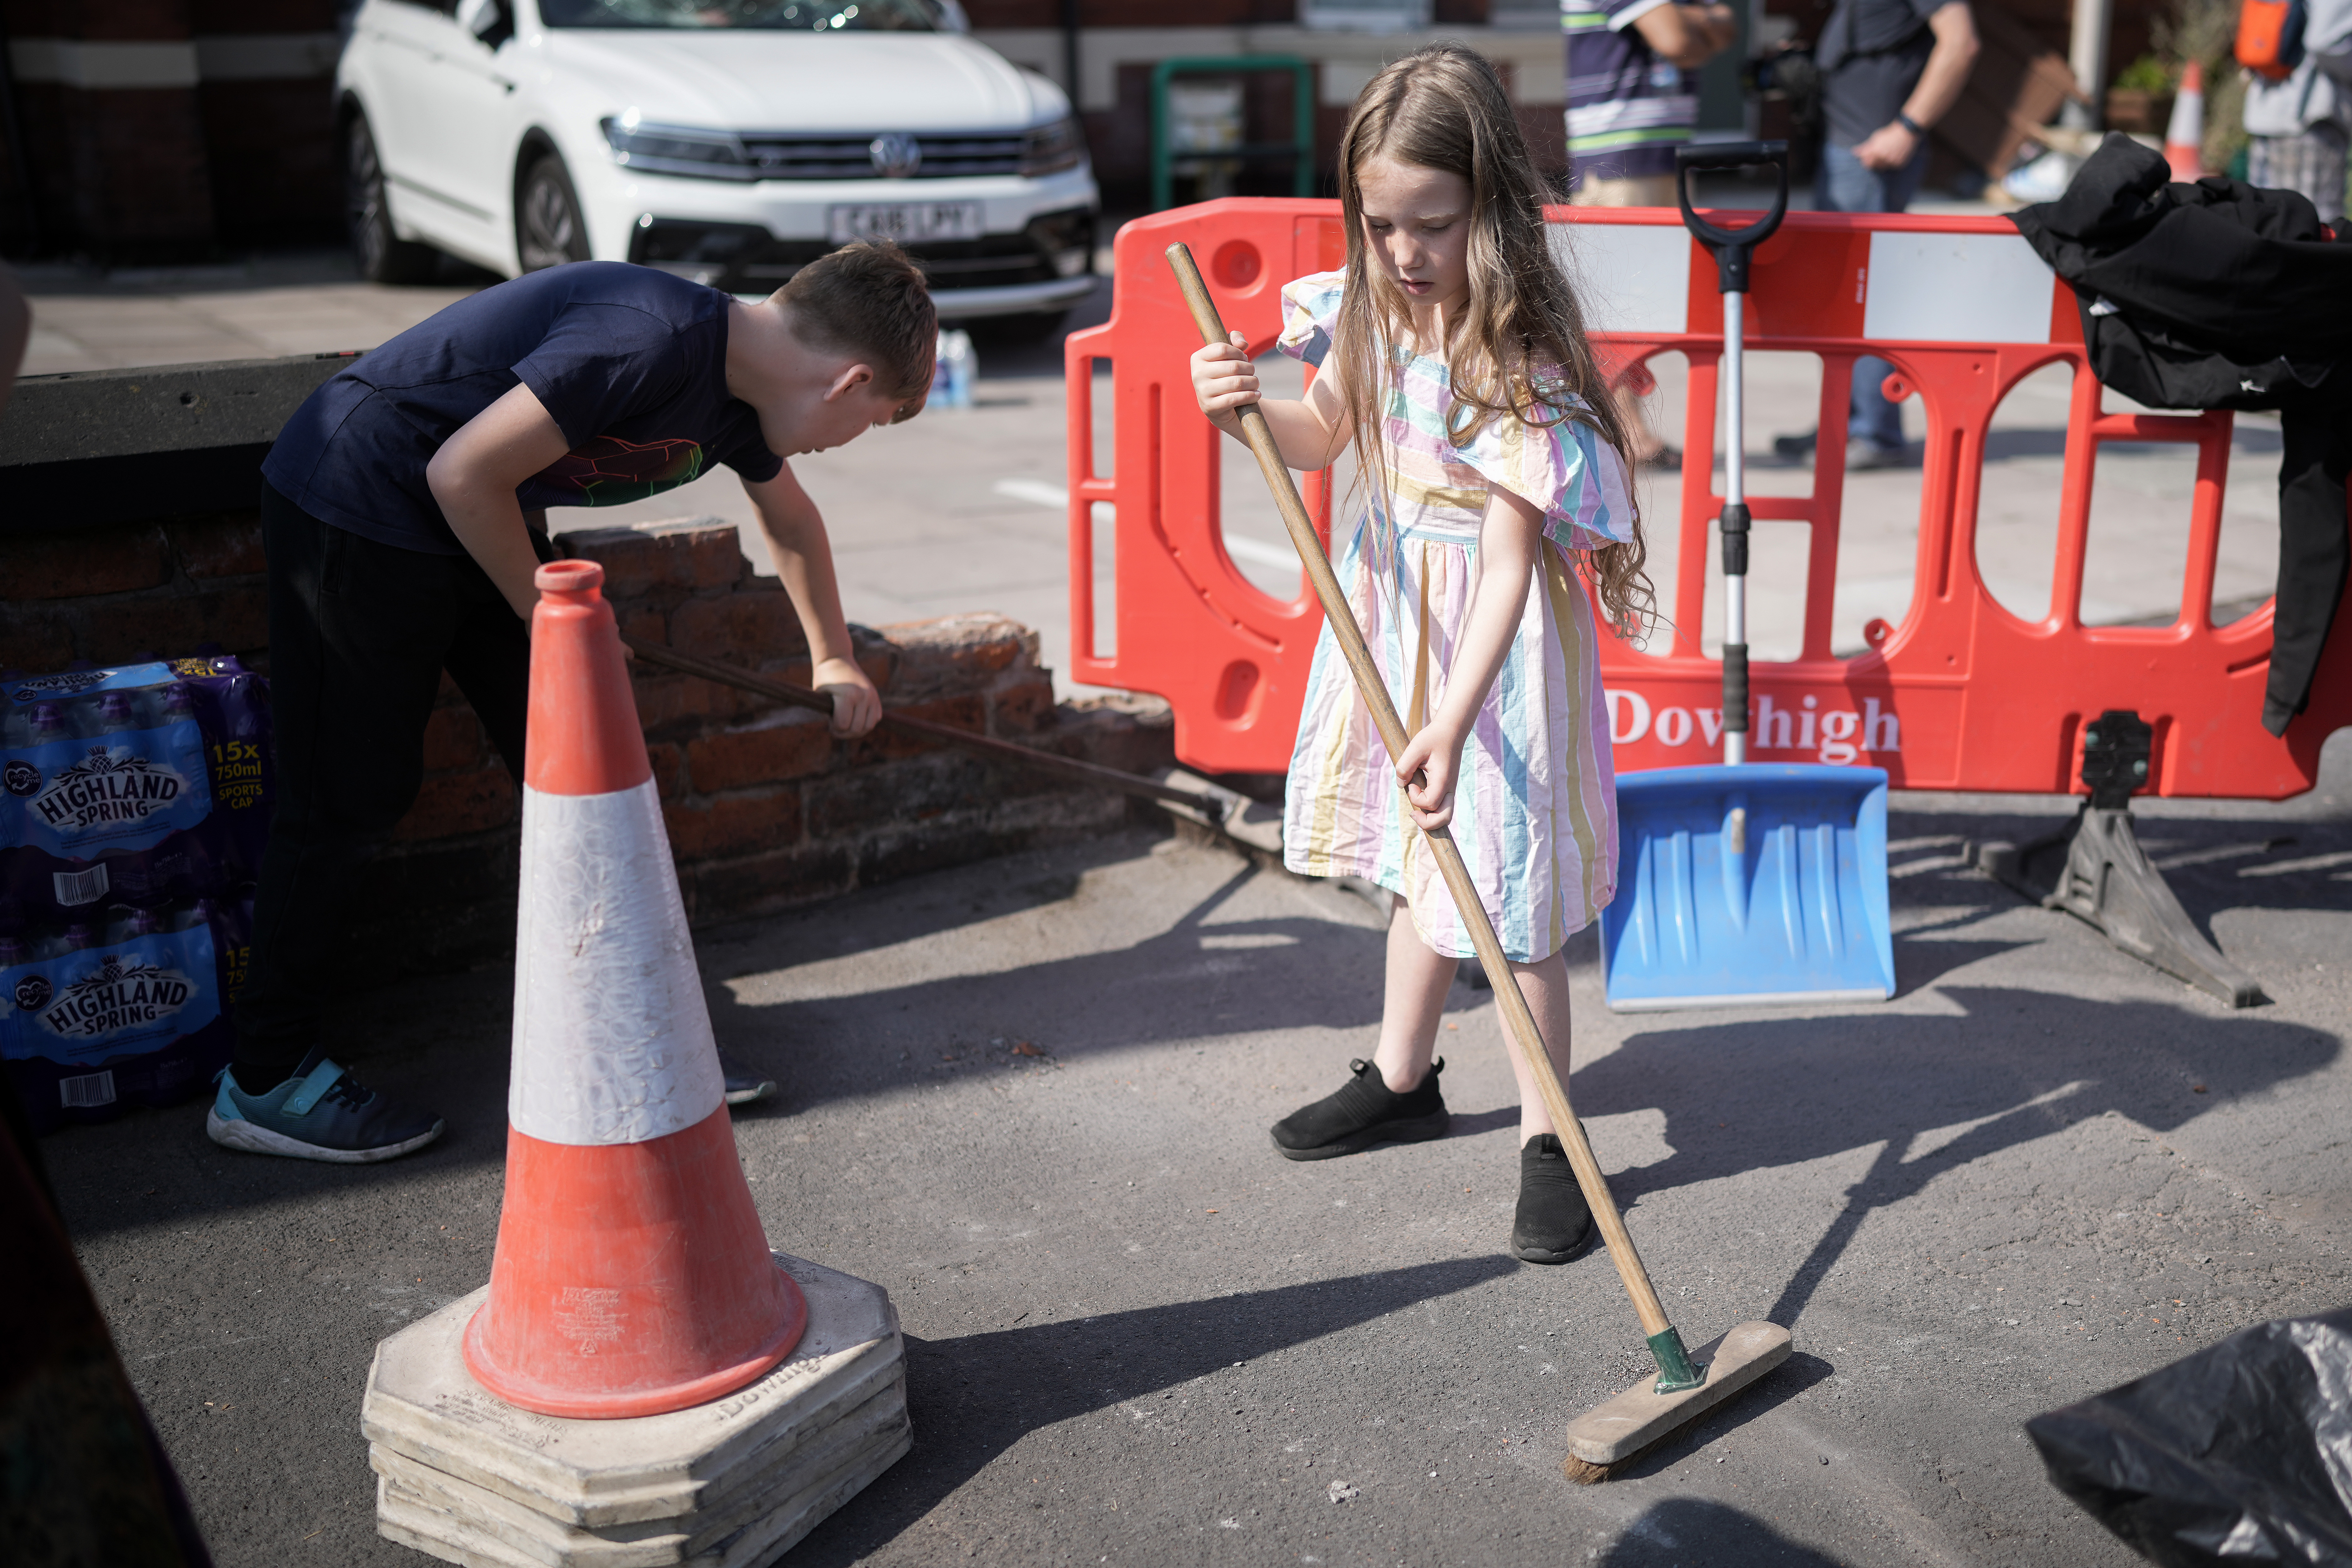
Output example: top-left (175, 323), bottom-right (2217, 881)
top-left (931, 328), bottom-right (976, 410)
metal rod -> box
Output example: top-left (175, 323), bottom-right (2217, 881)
top-left (1165, 241), bottom-right (1682, 1347)
top-left (1722, 290), bottom-right (1749, 769)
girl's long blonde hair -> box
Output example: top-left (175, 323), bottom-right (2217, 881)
top-left (1329, 44), bottom-right (1652, 638)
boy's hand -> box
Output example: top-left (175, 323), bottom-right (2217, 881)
top-left (1190, 331), bottom-right (1259, 422)
top-left (814, 656), bottom-right (881, 736)
top-left (1396, 720), bottom-right (1468, 831)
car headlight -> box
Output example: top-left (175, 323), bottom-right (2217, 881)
top-left (1019, 116), bottom-right (1085, 178)
top-left (601, 116), bottom-right (752, 181)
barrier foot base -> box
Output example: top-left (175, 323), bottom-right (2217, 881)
top-left (1976, 808), bottom-right (2269, 1009)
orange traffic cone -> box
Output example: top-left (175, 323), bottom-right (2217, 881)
top-left (2165, 60), bottom-right (2207, 180)
top-left (462, 559), bottom-right (806, 1419)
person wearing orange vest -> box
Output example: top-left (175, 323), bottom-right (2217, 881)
top-left (2243, 0), bottom-right (2352, 225)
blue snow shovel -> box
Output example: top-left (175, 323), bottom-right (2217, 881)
top-left (1599, 143), bottom-right (1897, 1011)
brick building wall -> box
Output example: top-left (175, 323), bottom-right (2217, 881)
top-left (0, 510), bottom-right (1175, 975)
top-left (0, 0), bottom-right (342, 256)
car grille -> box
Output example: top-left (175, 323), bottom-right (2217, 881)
top-left (630, 209), bottom-right (1095, 296)
top-left (740, 131), bottom-right (1028, 180)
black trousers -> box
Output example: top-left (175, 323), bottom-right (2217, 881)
top-left (235, 486), bottom-right (552, 1071)
top-left (2267, 407), bottom-right (2352, 736)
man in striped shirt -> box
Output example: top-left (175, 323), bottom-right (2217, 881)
top-left (1565, 0), bottom-right (1737, 206)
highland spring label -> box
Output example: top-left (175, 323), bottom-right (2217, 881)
top-left (32, 747), bottom-right (189, 830)
top-left (3, 926), bottom-right (222, 1064)
top-left (38, 954), bottom-right (195, 1041)
top-left (5, 721), bottom-right (212, 858)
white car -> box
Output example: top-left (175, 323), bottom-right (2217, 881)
top-left (336, 0), bottom-right (1099, 328)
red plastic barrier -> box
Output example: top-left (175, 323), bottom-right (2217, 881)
top-left (1065, 198), bottom-right (2352, 799)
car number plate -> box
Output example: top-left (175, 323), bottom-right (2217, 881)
top-left (828, 201), bottom-right (983, 244)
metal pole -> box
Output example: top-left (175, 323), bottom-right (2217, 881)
top-left (2062, 0), bottom-right (2111, 131)
top-left (1721, 289), bottom-right (1749, 769)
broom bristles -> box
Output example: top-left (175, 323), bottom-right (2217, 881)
top-left (1560, 1453), bottom-right (1614, 1485)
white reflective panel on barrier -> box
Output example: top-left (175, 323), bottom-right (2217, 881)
top-left (509, 779), bottom-right (728, 1146)
top-left (1863, 230), bottom-right (2058, 344)
top-left (1553, 221), bottom-right (1692, 336)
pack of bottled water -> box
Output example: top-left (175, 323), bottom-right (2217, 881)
top-left (2, 656), bottom-right (271, 1128)
top-left (2, 897), bottom-right (251, 1131)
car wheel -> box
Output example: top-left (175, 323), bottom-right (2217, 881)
top-left (346, 113), bottom-right (439, 285)
top-left (517, 156), bottom-right (591, 272)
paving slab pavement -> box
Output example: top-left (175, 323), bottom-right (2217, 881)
top-left (43, 738), bottom-right (2352, 1568)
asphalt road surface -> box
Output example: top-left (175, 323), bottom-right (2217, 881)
top-left (44, 738), bottom-right (2352, 1567)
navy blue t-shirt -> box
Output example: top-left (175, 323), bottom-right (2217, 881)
top-left (263, 262), bottom-right (784, 555)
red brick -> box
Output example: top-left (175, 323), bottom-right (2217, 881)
top-left (632, 672), bottom-right (745, 728)
top-left (619, 610), bottom-right (668, 650)
top-left (0, 607), bottom-right (76, 672)
top-left (670, 591), bottom-right (809, 664)
top-left (685, 714), bottom-right (836, 793)
top-left (678, 843), bottom-right (854, 923)
top-left (881, 614), bottom-right (1032, 697)
top-left (422, 706), bottom-right (485, 771)
top-left (662, 788), bottom-right (802, 860)
top-left (646, 740), bottom-right (687, 800)
top-left (989, 676), bottom-right (1057, 735)
top-left (168, 514), bottom-right (267, 580)
top-left (80, 585), bottom-right (268, 664)
top-left (393, 768), bottom-right (518, 842)
top-left (81, 595), bottom-right (204, 664)
top-left (3, 527), bottom-right (170, 598)
top-left (805, 752), bottom-right (989, 838)
top-left (568, 521), bottom-right (746, 599)
top-left (855, 695), bottom-right (985, 766)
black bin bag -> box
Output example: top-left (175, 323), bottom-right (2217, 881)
top-left (2025, 1307), bottom-right (2352, 1566)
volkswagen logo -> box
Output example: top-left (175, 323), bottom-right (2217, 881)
top-left (869, 133), bottom-right (922, 178)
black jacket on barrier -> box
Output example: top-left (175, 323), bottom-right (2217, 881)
top-left (2012, 135), bottom-right (2352, 737)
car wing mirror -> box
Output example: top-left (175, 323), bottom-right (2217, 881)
top-left (457, 0), bottom-right (515, 50)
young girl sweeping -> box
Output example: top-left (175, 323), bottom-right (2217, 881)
top-left (1189, 44), bottom-right (1650, 1265)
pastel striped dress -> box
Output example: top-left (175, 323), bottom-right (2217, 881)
top-left (1277, 270), bottom-right (1635, 963)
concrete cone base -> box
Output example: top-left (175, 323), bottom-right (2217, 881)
top-left (362, 1255), bottom-right (909, 1567)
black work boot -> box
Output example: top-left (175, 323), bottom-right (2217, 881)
top-left (1512, 1133), bottom-right (1595, 1264)
top-left (1270, 1058), bottom-right (1448, 1161)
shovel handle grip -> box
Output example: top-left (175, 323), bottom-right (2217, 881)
top-left (1675, 140), bottom-right (1790, 295)
top-left (1166, 240), bottom-right (1676, 1343)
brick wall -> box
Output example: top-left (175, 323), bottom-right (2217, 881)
top-left (0, 511), bottom-right (1174, 974)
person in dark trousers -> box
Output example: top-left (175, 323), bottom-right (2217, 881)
top-left (1775, 0), bottom-right (1978, 469)
top-left (208, 245), bottom-right (931, 1163)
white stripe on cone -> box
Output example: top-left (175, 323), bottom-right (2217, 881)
top-left (509, 779), bottom-right (726, 1145)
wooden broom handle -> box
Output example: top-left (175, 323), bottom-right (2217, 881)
top-left (1166, 242), bottom-right (1673, 1341)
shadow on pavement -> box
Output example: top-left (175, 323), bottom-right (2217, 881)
top-left (706, 857), bottom-right (1398, 1117)
top-left (789, 1255), bottom-right (1518, 1565)
top-left (1570, 986), bottom-right (2339, 1323)
top-left (1597, 1498), bottom-right (1852, 1565)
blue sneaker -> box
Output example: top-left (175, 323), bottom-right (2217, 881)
top-left (718, 1051), bottom-right (777, 1107)
top-left (205, 1049), bottom-right (444, 1163)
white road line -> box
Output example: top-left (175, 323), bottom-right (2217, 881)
top-left (990, 479), bottom-right (1297, 571)
top-left (991, 477), bottom-right (1069, 510)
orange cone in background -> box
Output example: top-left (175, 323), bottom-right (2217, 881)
top-left (462, 559), bottom-right (806, 1419)
top-left (2166, 61), bottom-right (2208, 180)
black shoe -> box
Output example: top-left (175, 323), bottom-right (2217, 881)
top-left (1773, 431), bottom-right (1818, 462)
top-left (718, 1051), bottom-right (777, 1106)
top-left (1270, 1058), bottom-right (1449, 1161)
top-left (1512, 1134), bottom-right (1595, 1264)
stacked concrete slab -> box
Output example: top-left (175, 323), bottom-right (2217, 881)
top-left (362, 1256), bottom-right (908, 1568)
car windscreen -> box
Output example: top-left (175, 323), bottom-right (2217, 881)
top-left (539, 0), bottom-right (940, 28)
